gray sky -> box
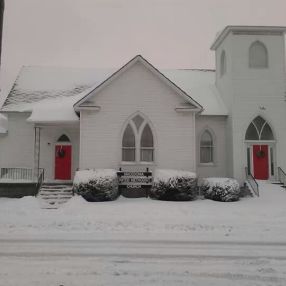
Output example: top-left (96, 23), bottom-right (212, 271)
top-left (1, 0), bottom-right (286, 96)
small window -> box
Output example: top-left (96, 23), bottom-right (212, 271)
top-left (132, 114), bottom-right (144, 131)
top-left (57, 134), bottom-right (70, 142)
top-left (220, 50), bottom-right (226, 76)
top-left (200, 130), bottom-right (214, 164)
top-left (249, 41), bottom-right (268, 68)
top-left (140, 124), bottom-right (154, 162)
top-left (122, 124), bottom-right (135, 161)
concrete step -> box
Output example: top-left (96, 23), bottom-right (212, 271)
top-left (38, 184), bottom-right (73, 209)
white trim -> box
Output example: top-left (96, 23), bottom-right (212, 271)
top-left (74, 106), bottom-right (101, 112)
top-left (175, 107), bottom-right (202, 113)
top-left (211, 26), bottom-right (286, 50)
top-left (245, 142), bottom-right (276, 180)
top-left (74, 55), bottom-right (203, 111)
top-left (120, 112), bottom-right (156, 165)
top-left (54, 134), bottom-right (73, 181)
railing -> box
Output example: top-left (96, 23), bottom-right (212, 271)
top-left (278, 167), bottom-right (286, 188)
top-left (35, 168), bottom-right (45, 195)
top-left (245, 167), bottom-right (259, 197)
top-left (0, 168), bottom-right (33, 181)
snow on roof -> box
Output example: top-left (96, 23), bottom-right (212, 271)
top-left (0, 114), bottom-right (7, 133)
top-left (1, 65), bottom-right (228, 121)
top-left (1, 66), bottom-right (114, 112)
top-left (163, 69), bottom-right (228, 115)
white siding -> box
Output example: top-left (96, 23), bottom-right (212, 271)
top-left (0, 113), bottom-right (80, 182)
top-left (39, 125), bottom-right (79, 182)
top-left (80, 61), bottom-right (196, 172)
top-left (215, 31), bottom-right (286, 182)
top-left (0, 113), bottom-right (34, 169)
top-left (196, 115), bottom-right (227, 179)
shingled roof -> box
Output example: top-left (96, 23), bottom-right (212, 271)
top-left (1, 64), bottom-right (228, 116)
top-left (1, 66), bottom-right (113, 112)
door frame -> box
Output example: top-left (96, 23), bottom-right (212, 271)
top-left (245, 141), bottom-right (276, 180)
top-left (54, 141), bottom-right (72, 181)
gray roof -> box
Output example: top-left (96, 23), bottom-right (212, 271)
top-left (1, 66), bottom-right (113, 112)
top-left (1, 65), bottom-right (228, 116)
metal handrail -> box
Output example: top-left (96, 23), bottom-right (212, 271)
top-left (278, 167), bottom-right (286, 187)
top-left (245, 167), bottom-right (259, 197)
top-left (35, 168), bottom-right (45, 196)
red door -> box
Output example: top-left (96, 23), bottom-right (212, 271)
top-left (55, 145), bottom-right (71, 180)
top-left (253, 145), bottom-right (268, 180)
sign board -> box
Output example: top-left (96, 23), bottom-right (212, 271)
top-left (117, 170), bottom-right (152, 189)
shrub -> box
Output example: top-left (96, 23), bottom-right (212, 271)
top-left (201, 177), bottom-right (240, 202)
top-left (73, 169), bottom-right (119, 202)
top-left (149, 169), bottom-right (197, 201)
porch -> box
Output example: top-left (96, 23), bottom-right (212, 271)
top-left (0, 167), bottom-right (44, 198)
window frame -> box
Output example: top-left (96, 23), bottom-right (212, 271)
top-left (249, 41), bottom-right (268, 69)
top-left (121, 115), bottom-right (155, 164)
top-left (199, 129), bottom-right (215, 165)
top-left (220, 50), bottom-right (226, 77)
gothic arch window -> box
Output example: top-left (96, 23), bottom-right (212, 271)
top-left (220, 50), bottom-right (226, 76)
top-left (122, 124), bottom-right (136, 161)
top-left (122, 114), bottom-right (154, 162)
top-left (245, 116), bottom-right (274, 141)
top-left (249, 41), bottom-right (268, 68)
top-left (200, 130), bottom-right (214, 163)
top-left (57, 134), bottom-right (71, 142)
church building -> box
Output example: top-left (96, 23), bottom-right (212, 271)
top-left (0, 26), bottom-right (286, 191)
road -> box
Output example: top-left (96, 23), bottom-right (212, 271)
top-left (0, 238), bottom-right (286, 285)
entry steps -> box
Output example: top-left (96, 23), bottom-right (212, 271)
top-left (37, 183), bottom-right (73, 209)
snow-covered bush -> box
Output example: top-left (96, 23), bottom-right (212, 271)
top-left (149, 169), bottom-right (197, 201)
top-left (201, 177), bottom-right (240, 202)
top-left (73, 169), bottom-right (119, 202)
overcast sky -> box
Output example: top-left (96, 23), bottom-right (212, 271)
top-left (1, 0), bottom-right (286, 96)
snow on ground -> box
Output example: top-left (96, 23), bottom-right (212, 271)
top-left (0, 180), bottom-right (285, 242)
top-left (0, 181), bottom-right (286, 285)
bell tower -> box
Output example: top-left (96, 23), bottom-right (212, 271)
top-left (211, 26), bottom-right (286, 182)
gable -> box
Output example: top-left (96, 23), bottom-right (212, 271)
top-left (74, 55), bottom-right (203, 112)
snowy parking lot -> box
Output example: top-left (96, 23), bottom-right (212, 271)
top-left (0, 181), bottom-right (286, 285)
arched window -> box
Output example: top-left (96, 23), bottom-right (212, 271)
top-left (249, 41), bottom-right (268, 68)
top-left (122, 124), bottom-right (136, 161)
top-left (57, 134), bottom-right (70, 142)
top-left (122, 114), bottom-right (154, 162)
top-left (140, 124), bottom-right (154, 162)
top-left (200, 130), bottom-right (214, 163)
top-left (220, 50), bottom-right (226, 76)
top-left (245, 116), bottom-right (274, 140)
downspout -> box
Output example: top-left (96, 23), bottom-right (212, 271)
top-left (33, 126), bottom-right (41, 181)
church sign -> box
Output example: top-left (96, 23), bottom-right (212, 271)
top-left (117, 169), bottom-right (152, 189)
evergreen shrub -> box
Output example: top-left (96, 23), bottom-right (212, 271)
top-left (201, 177), bottom-right (240, 202)
top-left (150, 169), bottom-right (197, 201)
top-left (73, 169), bottom-right (119, 202)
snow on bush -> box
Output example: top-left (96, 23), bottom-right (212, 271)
top-left (150, 169), bottom-right (197, 201)
top-left (73, 169), bottom-right (119, 202)
top-left (201, 177), bottom-right (240, 202)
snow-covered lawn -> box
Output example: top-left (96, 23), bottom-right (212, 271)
top-left (0, 180), bottom-right (285, 242)
top-left (1, 181), bottom-right (286, 285)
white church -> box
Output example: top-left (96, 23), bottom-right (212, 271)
top-left (0, 26), bottom-right (286, 194)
